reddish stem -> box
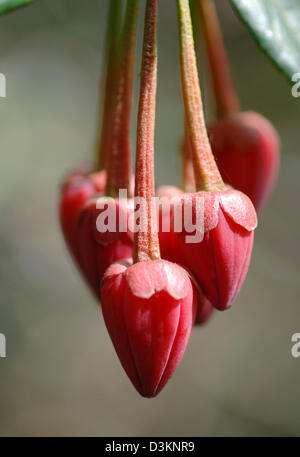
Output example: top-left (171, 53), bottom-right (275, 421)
top-left (199, 0), bottom-right (240, 118)
top-left (105, 0), bottom-right (139, 197)
top-left (133, 0), bottom-right (160, 264)
top-left (180, 0), bottom-right (197, 193)
top-left (182, 122), bottom-right (196, 193)
top-left (177, 0), bottom-right (225, 192)
top-left (97, 0), bottom-right (123, 171)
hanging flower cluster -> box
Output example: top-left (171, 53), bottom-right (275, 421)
top-left (59, 0), bottom-right (279, 397)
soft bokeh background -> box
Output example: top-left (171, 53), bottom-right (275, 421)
top-left (0, 0), bottom-right (299, 437)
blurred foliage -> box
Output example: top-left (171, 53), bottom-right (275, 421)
top-left (2, 0), bottom-right (300, 83)
top-left (0, 0), bottom-right (37, 15)
top-left (230, 0), bottom-right (300, 80)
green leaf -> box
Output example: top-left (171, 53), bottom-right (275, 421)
top-left (0, 0), bottom-right (38, 15)
top-left (230, 0), bottom-right (300, 81)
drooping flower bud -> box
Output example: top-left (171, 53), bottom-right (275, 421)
top-left (174, 189), bottom-right (257, 310)
top-left (77, 196), bottom-right (134, 295)
top-left (59, 167), bottom-right (106, 265)
top-left (195, 294), bottom-right (214, 325)
top-left (156, 185), bottom-right (183, 263)
top-left (208, 112), bottom-right (280, 212)
top-left (101, 259), bottom-right (197, 397)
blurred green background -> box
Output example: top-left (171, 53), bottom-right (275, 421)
top-left (0, 0), bottom-right (300, 437)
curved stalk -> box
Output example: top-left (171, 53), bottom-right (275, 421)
top-left (133, 0), bottom-right (160, 263)
top-left (105, 0), bottom-right (140, 197)
top-left (96, 0), bottom-right (123, 170)
top-left (177, 0), bottom-right (225, 192)
top-left (182, 122), bottom-right (196, 193)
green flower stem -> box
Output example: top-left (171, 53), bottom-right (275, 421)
top-left (97, 0), bottom-right (123, 171)
top-left (105, 0), bottom-right (139, 197)
top-left (177, 0), bottom-right (225, 192)
top-left (182, 122), bottom-right (196, 193)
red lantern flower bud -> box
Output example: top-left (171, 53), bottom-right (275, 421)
top-left (100, 259), bottom-right (197, 397)
top-left (208, 112), bottom-right (280, 212)
top-left (194, 288), bottom-right (214, 325)
top-left (59, 168), bottom-right (106, 264)
top-left (156, 185), bottom-right (183, 263)
top-left (174, 189), bottom-right (257, 310)
top-left (77, 196), bottom-right (134, 296)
